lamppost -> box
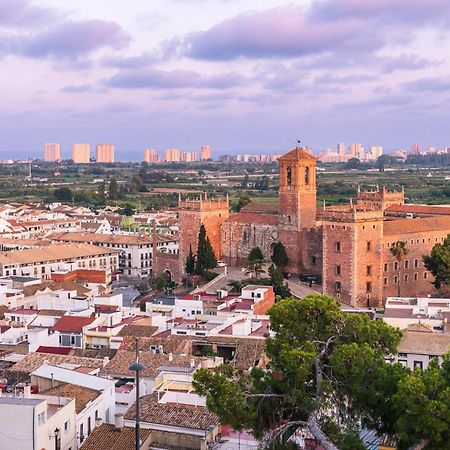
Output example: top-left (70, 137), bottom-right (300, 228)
top-left (129, 338), bottom-right (144, 450)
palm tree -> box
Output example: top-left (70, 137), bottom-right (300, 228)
top-left (390, 241), bottom-right (409, 297)
top-left (227, 280), bottom-right (244, 294)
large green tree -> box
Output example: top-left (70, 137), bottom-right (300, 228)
top-left (194, 294), bottom-right (405, 450)
top-left (390, 241), bottom-right (409, 297)
top-left (185, 245), bottom-right (196, 276)
top-left (268, 264), bottom-right (291, 298)
top-left (423, 234), bottom-right (450, 289)
top-left (393, 355), bottom-right (450, 450)
top-left (271, 242), bottom-right (289, 269)
top-left (195, 224), bottom-right (217, 275)
top-left (108, 178), bottom-right (119, 200)
top-left (54, 187), bottom-right (73, 202)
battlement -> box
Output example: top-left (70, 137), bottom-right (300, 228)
top-left (319, 204), bottom-right (384, 223)
top-left (178, 195), bottom-right (229, 212)
top-left (356, 186), bottom-right (404, 210)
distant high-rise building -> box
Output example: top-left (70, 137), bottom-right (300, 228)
top-left (337, 143), bottom-right (345, 160)
top-left (164, 149), bottom-right (181, 162)
top-left (369, 146), bottom-right (383, 160)
top-left (425, 146), bottom-right (436, 154)
top-left (72, 143), bottom-right (90, 164)
top-left (200, 145), bottom-right (212, 161)
top-left (411, 143), bottom-right (420, 154)
top-left (43, 143), bottom-right (61, 162)
top-left (446, 147), bottom-right (450, 155)
top-left (181, 151), bottom-right (198, 162)
top-left (144, 148), bottom-right (158, 163)
top-left (349, 143), bottom-right (363, 160)
top-left (96, 144), bottom-right (114, 163)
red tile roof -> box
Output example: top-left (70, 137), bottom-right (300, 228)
top-left (36, 346), bottom-right (73, 355)
top-left (51, 315), bottom-right (95, 333)
top-left (383, 216), bottom-right (450, 236)
top-left (386, 204), bottom-right (450, 216)
top-left (278, 147), bottom-right (316, 161)
top-left (226, 212), bottom-right (278, 226)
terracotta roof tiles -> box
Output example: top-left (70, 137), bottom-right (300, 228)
top-left (9, 352), bottom-right (104, 373)
top-left (100, 350), bottom-right (202, 378)
top-left (51, 315), bottom-right (95, 333)
top-left (80, 424), bottom-right (151, 450)
top-left (125, 393), bottom-right (219, 430)
top-left (226, 212), bottom-right (278, 226)
top-left (383, 216), bottom-right (450, 236)
top-left (42, 383), bottom-right (99, 414)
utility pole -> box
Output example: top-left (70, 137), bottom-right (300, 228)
top-left (129, 337), bottom-right (144, 450)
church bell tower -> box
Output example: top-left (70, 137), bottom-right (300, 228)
top-left (277, 147), bottom-right (317, 273)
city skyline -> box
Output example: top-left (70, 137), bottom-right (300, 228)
top-left (1, 0), bottom-right (450, 159)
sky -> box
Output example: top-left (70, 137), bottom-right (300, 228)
top-left (1, 0), bottom-right (450, 160)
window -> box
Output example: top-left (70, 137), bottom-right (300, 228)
top-left (394, 276), bottom-right (398, 284)
top-left (88, 417), bottom-right (91, 435)
top-left (404, 260), bottom-right (409, 269)
top-left (394, 262), bottom-right (398, 270)
top-left (311, 255), bottom-right (317, 265)
top-left (366, 241), bottom-right (372, 252)
top-left (414, 259), bottom-right (419, 268)
top-left (413, 361), bottom-right (423, 370)
top-left (384, 263), bottom-right (388, 272)
top-left (64, 420), bottom-right (70, 433)
top-left (70, 335), bottom-right (75, 345)
top-left (424, 272), bottom-right (428, 279)
top-left (404, 274), bottom-right (408, 282)
top-left (366, 282), bottom-right (372, 293)
top-left (37, 412), bottom-right (46, 425)
top-left (80, 424), bottom-right (84, 443)
top-left (335, 265), bottom-right (341, 275)
top-left (335, 281), bottom-right (341, 292)
top-left (366, 265), bottom-right (372, 276)
top-left (383, 277), bottom-right (388, 285)
top-left (286, 166), bottom-right (292, 190)
top-left (335, 242), bottom-right (341, 252)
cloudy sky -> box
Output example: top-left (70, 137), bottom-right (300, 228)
top-left (1, 0), bottom-right (450, 160)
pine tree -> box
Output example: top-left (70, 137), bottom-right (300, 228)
top-left (108, 178), bottom-right (119, 200)
top-left (271, 242), bottom-right (289, 269)
top-left (195, 224), bottom-right (217, 274)
top-left (185, 245), bottom-right (196, 275)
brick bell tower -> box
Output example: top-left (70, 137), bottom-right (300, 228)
top-left (278, 147), bottom-right (317, 274)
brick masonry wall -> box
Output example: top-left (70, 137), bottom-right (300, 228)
top-left (382, 230), bottom-right (449, 298)
top-left (178, 199), bottom-right (229, 276)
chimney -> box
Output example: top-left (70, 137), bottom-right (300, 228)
top-left (168, 352), bottom-right (173, 362)
top-left (24, 385), bottom-right (31, 398)
top-left (95, 417), bottom-right (103, 427)
top-left (102, 356), bottom-right (110, 367)
top-left (114, 413), bottom-right (124, 430)
top-left (190, 358), bottom-right (195, 368)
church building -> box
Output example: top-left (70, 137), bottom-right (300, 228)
top-left (177, 147), bottom-right (450, 308)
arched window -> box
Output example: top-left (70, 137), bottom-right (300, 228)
top-left (287, 167), bottom-right (292, 190)
top-left (304, 166), bottom-right (309, 185)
